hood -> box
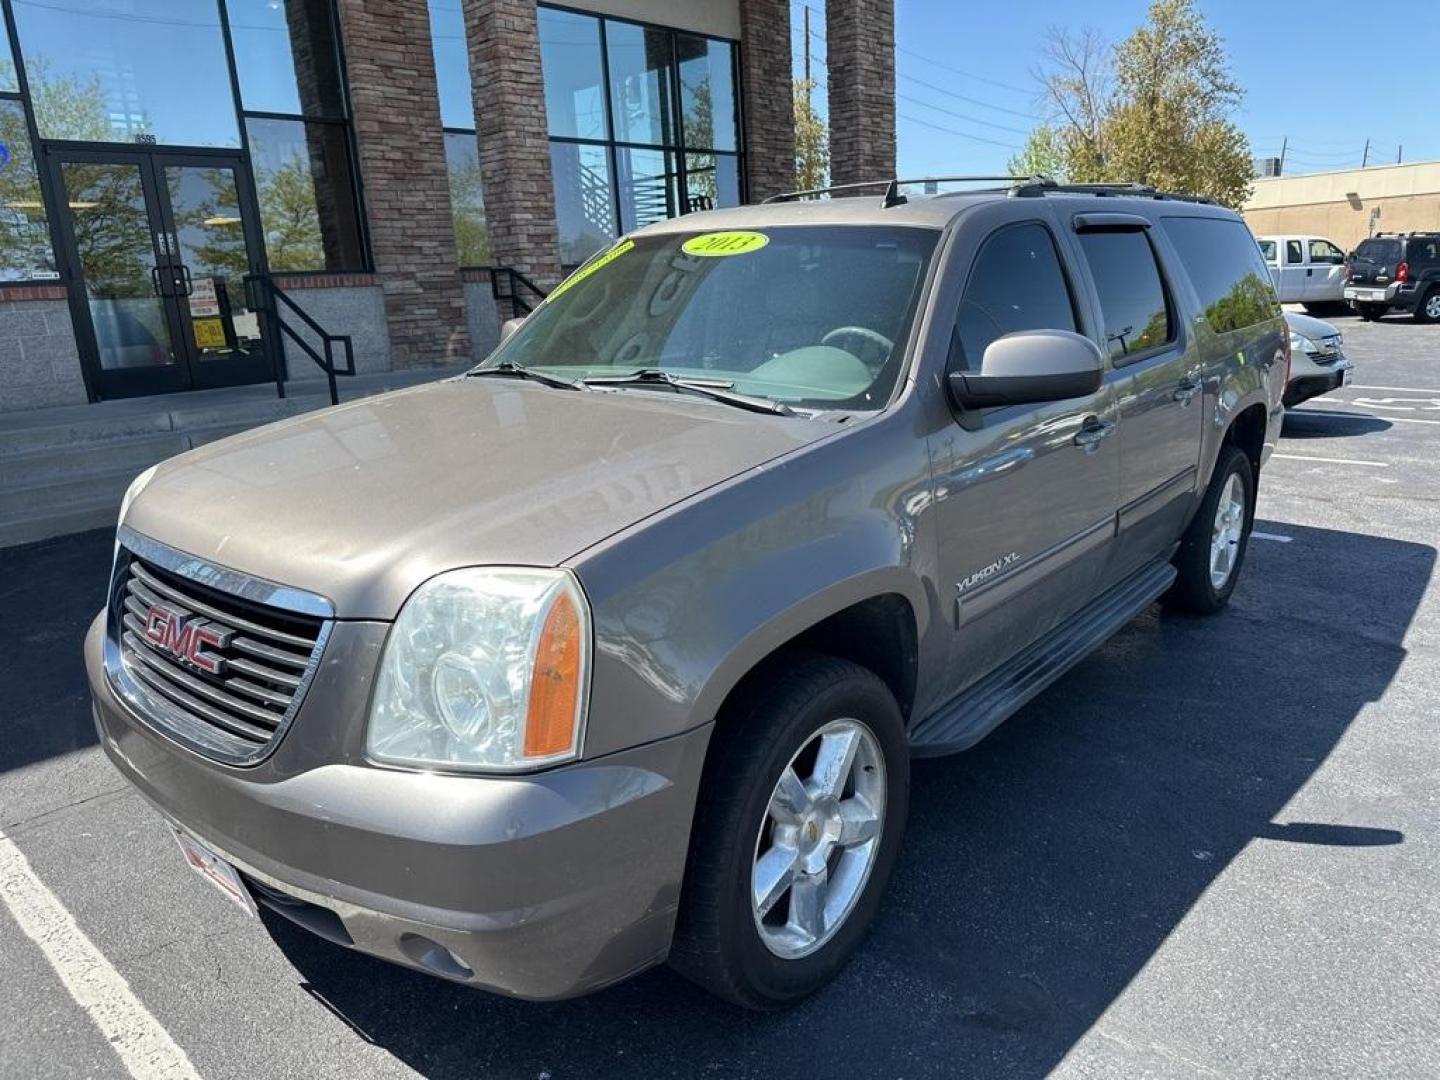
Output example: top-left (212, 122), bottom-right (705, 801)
top-left (1283, 310), bottom-right (1338, 341)
top-left (125, 379), bottom-right (828, 618)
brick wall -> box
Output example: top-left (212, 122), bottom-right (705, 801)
top-left (463, 0), bottom-right (563, 288)
top-left (826, 0), bottom-right (896, 187)
top-left (739, 0), bottom-right (796, 202)
top-left (0, 294), bottom-right (87, 413)
top-left (335, 0), bottom-right (472, 367)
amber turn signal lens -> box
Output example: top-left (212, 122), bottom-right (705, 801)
top-left (525, 590), bottom-right (584, 758)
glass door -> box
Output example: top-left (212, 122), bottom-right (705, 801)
top-left (51, 149), bottom-right (273, 401)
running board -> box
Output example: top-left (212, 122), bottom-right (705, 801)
top-left (909, 559), bottom-right (1177, 756)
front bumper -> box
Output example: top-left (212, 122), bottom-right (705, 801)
top-left (1284, 357), bottom-right (1352, 407)
top-left (86, 614), bottom-right (711, 1000)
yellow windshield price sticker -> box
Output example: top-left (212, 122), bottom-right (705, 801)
top-left (681, 231), bottom-right (769, 257)
top-left (548, 238), bottom-right (635, 301)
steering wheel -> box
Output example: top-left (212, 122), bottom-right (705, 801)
top-left (821, 326), bottom-right (895, 373)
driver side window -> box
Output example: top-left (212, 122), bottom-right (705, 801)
top-left (951, 222), bottom-right (1078, 371)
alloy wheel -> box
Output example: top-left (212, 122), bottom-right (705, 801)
top-left (750, 718), bottom-right (886, 959)
top-left (1425, 292), bottom-right (1440, 321)
top-left (1209, 472), bottom-right (1246, 589)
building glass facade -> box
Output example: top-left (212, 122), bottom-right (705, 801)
top-left (428, 0), bottom-right (488, 266)
top-left (535, 4), bottom-right (743, 266)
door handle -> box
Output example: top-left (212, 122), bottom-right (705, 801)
top-left (1073, 416), bottom-right (1115, 449)
top-left (1173, 376), bottom-right (1202, 404)
top-left (150, 265), bottom-right (164, 297)
top-left (176, 264), bottom-right (193, 297)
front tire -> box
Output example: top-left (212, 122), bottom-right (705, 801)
top-left (670, 654), bottom-right (909, 1009)
top-left (1413, 287), bottom-right (1440, 324)
top-left (1164, 444), bottom-right (1254, 615)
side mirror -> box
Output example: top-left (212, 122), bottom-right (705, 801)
top-left (499, 316), bottom-right (525, 343)
top-left (948, 329), bottom-right (1104, 411)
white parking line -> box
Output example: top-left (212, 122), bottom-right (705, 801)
top-left (1272, 453), bottom-right (1388, 468)
top-left (1346, 384), bottom-right (1440, 393)
top-left (1252, 531), bottom-right (1293, 543)
top-left (0, 830), bottom-right (200, 1080)
top-left (1290, 405), bottom-right (1440, 426)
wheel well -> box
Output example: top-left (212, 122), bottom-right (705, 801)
top-left (717, 594), bottom-right (920, 728)
top-left (1225, 402), bottom-right (1267, 480)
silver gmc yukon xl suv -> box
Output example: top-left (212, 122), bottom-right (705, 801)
top-left (87, 179), bottom-right (1288, 1009)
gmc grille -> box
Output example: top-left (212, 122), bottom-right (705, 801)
top-left (107, 543), bottom-right (331, 766)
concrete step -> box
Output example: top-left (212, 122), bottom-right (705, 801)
top-left (0, 431), bottom-right (191, 487)
top-left (0, 495), bottom-right (120, 550)
top-left (0, 465), bottom-right (141, 521)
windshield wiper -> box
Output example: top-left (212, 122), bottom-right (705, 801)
top-left (581, 369), bottom-right (795, 416)
top-left (465, 361), bottom-right (587, 391)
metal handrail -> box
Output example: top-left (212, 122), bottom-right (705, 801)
top-left (488, 266), bottom-right (548, 318)
top-left (245, 273), bottom-right (356, 406)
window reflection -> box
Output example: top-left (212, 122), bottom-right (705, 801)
top-left (677, 35), bottom-right (737, 152)
top-left (616, 147), bottom-right (677, 233)
top-left (246, 117), bottom-right (364, 272)
top-left (606, 23), bottom-right (673, 146)
top-left (13, 0), bottom-right (239, 146)
top-left (538, 8), bottom-right (608, 141)
top-left (61, 160), bottom-right (174, 371)
top-left (445, 132), bottom-right (489, 265)
top-left (551, 142), bottom-right (614, 265)
top-left (228, 0), bottom-right (345, 118)
top-left (684, 152), bottom-right (740, 213)
top-left (0, 99), bottom-right (57, 280)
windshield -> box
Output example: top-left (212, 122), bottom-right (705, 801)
top-left (486, 226), bottom-right (938, 411)
top-left (1355, 238), bottom-right (1401, 263)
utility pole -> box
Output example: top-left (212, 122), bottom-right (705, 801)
top-left (1278, 137), bottom-right (1287, 175)
top-left (1398, 145), bottom-right (1403, 164)
top-left (803, 4), bottom-right (811, 83)
top-left (1362, 138), bottom-right (1370, 167)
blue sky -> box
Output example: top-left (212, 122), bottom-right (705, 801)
top-left (793, 0), bottom-right (1440, 180)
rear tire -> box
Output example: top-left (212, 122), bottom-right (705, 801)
top-left (1413, 287), bottom-right (1440, 324)
top-left (669, 653), bottom-right (909, 1010)
top-left (1357, 303), bottom-right (1386, 321)
top-left (1164, 444), bottom-right (1254, 615)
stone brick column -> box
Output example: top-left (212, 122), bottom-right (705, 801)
top-left (335, 0), bottom-right (471, 366)
top-left (826, 0), bottom-right (896, 187)
top-left (462, 0), bottom-right (562, 291)
top-left (739, 0), bottom-right (796, 202)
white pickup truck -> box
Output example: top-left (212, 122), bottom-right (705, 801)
top-left (1257, 234), bottom-right (1347, 310)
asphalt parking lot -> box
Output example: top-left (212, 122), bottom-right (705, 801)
top-left (2, 310), bottom-right (1437, 1079)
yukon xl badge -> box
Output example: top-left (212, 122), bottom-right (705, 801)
top-left (957, 552), bottom-right (1021, 594)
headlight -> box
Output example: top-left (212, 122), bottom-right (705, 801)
top-left (367, 567), bottom-right (591, 772)
top-left (1288, 331), bottom-right (1320, 357)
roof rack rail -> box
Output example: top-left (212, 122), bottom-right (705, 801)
top-left (764, 175), bottom-right (1041, 209)
top-left (1012, 179), bottom-right (1216, 205)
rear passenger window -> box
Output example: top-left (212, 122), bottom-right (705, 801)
top-left (952, 222), bottom-right (1077, 371)
top-left (1285, 240), bottom-right (1304, 265)
top-left (1161, 217), bottom-right (1281, 334)
top-left (1077, 230), bottom-right (1173, 363)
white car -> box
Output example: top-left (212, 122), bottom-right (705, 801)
top-left (1258, 234), bottom-right (1348, 310)
top-left (1284, 310), bottom-right (1353, 406)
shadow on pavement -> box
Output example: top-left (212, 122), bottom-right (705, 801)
top-left (261, 519), bottom-right (1433, 1079)
top-left (0, 528), bottom-right (112, 776)
top-left (1282, 410), bottom-right (1391, 438)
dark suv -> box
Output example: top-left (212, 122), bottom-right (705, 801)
top-left (1344, 232), bottom-right (1440, 322)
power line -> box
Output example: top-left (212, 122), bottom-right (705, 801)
top-left (899, 73), bottom-right (1040, 121)
top-left (895, 44), bottom-right (1033, 96)
top-left (896, 92), bottom-right (1031, 136)
top-left (898, 112), bottom-right (1022, 151)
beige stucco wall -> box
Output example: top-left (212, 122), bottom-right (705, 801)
top-left (1243, 162), bottom-right (1440, 251)
top-left (569, 0), bottom-right (741, 38)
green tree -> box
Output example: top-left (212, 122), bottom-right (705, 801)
top-left (1014, 0), bottom-right (1253, 207)
top-left (794, 77), bottom-right (829, 190)
top-left (448, 151), bottom-right (491, 265)
top-left (255, 155), bottom-right (324, 272)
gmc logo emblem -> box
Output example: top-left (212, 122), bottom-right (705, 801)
top-left (143, 605), bottom-right (232, 675)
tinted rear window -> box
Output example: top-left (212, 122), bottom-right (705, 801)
top-left (1161, 217), bottom-right (1279, 334)
top-left (1077, 230), bottom-right (1173, 362)
top-left (1355, 238), bottom-right (1401, 263)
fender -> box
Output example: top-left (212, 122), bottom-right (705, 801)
top-left (571, 413), bottom-right (940, 758)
